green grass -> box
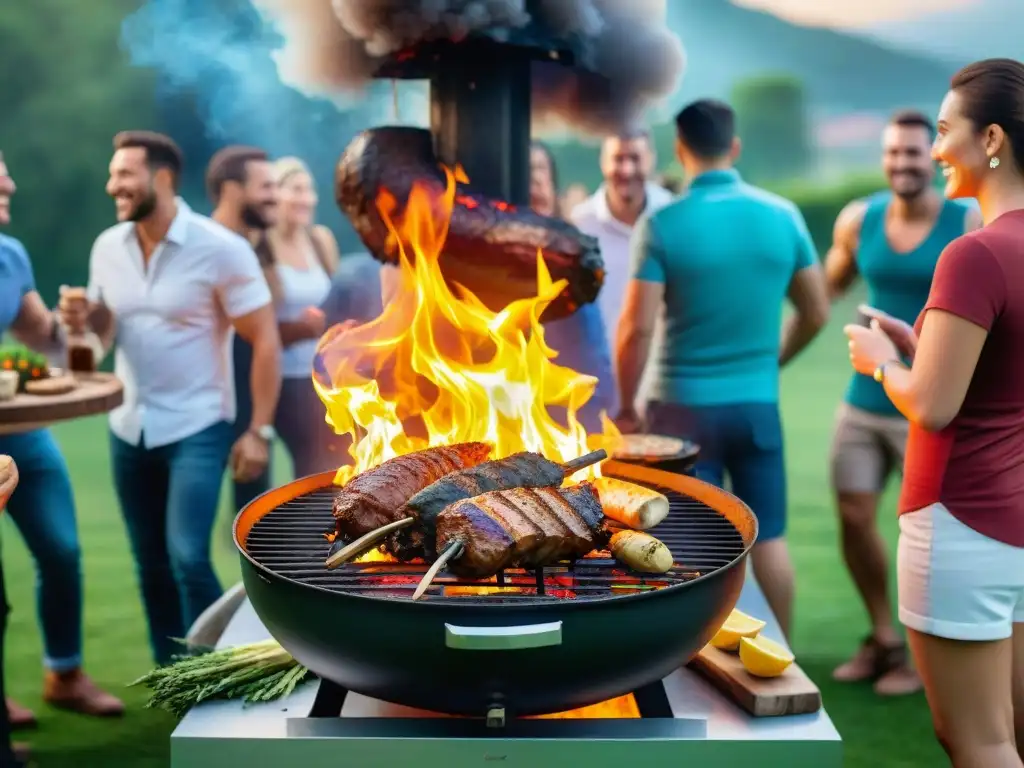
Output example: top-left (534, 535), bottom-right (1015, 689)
top-left (0, 293), bottom-right (945, 767)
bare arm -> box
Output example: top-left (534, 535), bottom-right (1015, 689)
top-left (779, 205), bottom-right (833, 367)
top-left (779, 264), bottom-right (830, 366)
top-left (879, 310), bottom-right (987, 431)
top-left (615, 280), bottom-right (663, 415)
top-left (824, 199), bottom-right (866, 300)
top-left (232, 304), bottom-right (282, 432)
top-left (9, 291), bottom-right (61, 355)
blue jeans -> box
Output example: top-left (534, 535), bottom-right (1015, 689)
top-left (646, 401), bottom-right (787, 541)
top-left (0, 429), bottom-right (83, 671)
top-left (110, 420), bottom-right (232, 664)
top-left (232, 335), bottom-right (349, 511)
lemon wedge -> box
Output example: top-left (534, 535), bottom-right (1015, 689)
top-left (709, 609), bottom-right (767, 651)
top-left (739, 635), bottom-right (795, 678)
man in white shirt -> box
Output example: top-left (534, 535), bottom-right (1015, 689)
top-left (61, 131), bottom-right (281, 665)
top-left (570, 131), bottom-right (673, 414)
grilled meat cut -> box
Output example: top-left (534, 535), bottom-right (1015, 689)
top-left (390, 451), bottom-right (567, 561)
top-left (332, 443), bottom-right (492, 542)
top-left (336, 127), bottom-right (604, 322)
top-left (434, 483), bottom-right (610, 579)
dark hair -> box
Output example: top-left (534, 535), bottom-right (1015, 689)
top-left (674, 99), bottom-right (736, 160)
top-left (951, 58), bottom-right (1024, 172)
top-left (205, 145), bottom-right (269, 204)
top-left (889, 109), bottom-right (935, 139)
top-left (530, 140), bottom-right (559, 192)
top-left (113, 131), bottom-right (184, 190)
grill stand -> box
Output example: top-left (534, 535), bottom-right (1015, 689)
top-left (171, 578), bottom-right (842, 767)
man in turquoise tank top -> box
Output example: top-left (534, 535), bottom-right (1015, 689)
top-left (826, 110), bottom-right (980, 695)
top-left (617, 100), bottom-right (830, 639)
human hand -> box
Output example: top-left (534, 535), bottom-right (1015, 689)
top-left (57, 285), bottom-right (90, 333)
top-left (0, 455), bottom-right (19, 511)
top-left (230, 431), bottom-right (270, 483)
top-left (615, 409), bottom-right (644, 435)
top-left (844, 320), bottom-right (901, 377)
top-left (300, 306), bottom-right (327, 340)
top-left (858, 304), bottom-right (918, 360)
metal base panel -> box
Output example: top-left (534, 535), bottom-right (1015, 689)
top-left (172, 578), bottom-right (842, 767)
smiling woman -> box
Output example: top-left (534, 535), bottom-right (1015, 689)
top-left (845, 58), bottom-right (1024, 767)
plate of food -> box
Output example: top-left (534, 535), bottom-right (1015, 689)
top-left (597, 433), bottom-right (701, 473)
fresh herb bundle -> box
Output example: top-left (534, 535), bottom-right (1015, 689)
top-left (131, 639), bottom-right (312, 717)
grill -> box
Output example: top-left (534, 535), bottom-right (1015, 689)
top-left (235, 461), bottom-right (756, 717)
top-left (245, 480), bottom-right (744, 605)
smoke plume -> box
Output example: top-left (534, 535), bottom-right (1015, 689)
top-left (254, 0), bottom-right (686, 135)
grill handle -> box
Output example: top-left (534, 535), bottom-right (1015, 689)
top-left (444, 621), bottom-right (562, 651)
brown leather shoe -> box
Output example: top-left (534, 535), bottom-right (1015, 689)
top-left (43, 670), bottom-right (124, 717)
top-left (5, 698), bottom-right (36, 730)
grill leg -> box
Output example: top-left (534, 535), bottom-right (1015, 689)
top-left (308, 679), bottom-right (349, 718)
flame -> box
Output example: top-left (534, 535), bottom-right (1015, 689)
top-left (314, 165), bottom-right (618, 486)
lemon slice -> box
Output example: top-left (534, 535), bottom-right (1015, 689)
top-left (739, 635), bottom-right (795, 678)
top-left (709, 609), bottom-right (767, 651)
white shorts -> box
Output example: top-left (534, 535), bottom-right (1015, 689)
top-left (898, 503), bottom-right (1024, 641)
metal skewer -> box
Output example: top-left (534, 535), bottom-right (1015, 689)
top-left (323, 449), bottom-right (607, 569)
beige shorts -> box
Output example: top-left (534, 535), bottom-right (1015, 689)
top-left (830, 403), bottom-right (909, 494)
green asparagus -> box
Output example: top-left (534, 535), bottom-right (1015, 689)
top-left (131, 639), bottom-right (312, 717)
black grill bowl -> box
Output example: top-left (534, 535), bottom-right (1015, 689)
top-left (234, 461), bottom-right (756, 717)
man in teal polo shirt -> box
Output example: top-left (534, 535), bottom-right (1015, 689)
top-left (615, 100), bottom-right (829, 638)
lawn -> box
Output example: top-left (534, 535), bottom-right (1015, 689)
top-left (0, 292), bottom-right (946, 767)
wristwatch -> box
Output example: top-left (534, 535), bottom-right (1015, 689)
top-left (873, 361), bottom-right (899, 384)
top-left (251, 424), bottom-right (277, 443)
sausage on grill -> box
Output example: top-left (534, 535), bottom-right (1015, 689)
top-left (434, 483), bottom-right (610, 579)
top-left (331, 442), bottom-right (492, 542)
top-left (389, 451), bottom-right (567, 560)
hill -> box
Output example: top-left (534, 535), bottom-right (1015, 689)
top-left (866, 0), bottom-right (1023, 64)
top-left (663, 0), bottom-right (957, 116)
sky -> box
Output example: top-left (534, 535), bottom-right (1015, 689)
top-left (733, 0), bottom-right (975, 28)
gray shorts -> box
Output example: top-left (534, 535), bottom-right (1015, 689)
top-left (830, 403), bottom-right (909, 494)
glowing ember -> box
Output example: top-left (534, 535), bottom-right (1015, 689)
top-left (313, 165), bottom-right (619, 490)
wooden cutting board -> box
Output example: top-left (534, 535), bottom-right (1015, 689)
top-left (688, 643), bottom-right (822, 717)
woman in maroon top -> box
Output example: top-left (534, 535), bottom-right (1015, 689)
top-left (847, 58), bottom-right (1024, 767)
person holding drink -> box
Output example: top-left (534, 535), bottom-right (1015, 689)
top-left (0, 151), bottom-right (123, 728)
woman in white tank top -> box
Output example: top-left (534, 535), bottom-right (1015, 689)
top-left (233, 157), bottom-right (341, 507)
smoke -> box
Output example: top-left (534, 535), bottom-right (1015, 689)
top-left (120, 0), bottom-right (429, 151)
top-left (253, 0), bottom-right (686, 135)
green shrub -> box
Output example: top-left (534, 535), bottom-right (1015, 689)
top-left (766, 174), bottom-right (886, 256)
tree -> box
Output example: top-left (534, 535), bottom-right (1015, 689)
top-left (731, 74), bottom-right (813, 184)
top-left (0, 0), bottom-right (158, 304)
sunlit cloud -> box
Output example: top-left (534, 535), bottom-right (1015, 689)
top-left (732, 0), bottom-right (977, 28)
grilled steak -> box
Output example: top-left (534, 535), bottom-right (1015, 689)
top-left (336, 127), bottom-right (604, 322)
top-left (434, 483), bottom-right (609, 579)
top-left (390, 451), bottom-right (566, 560)
top-left (332, 442), bottom-right (492, 542)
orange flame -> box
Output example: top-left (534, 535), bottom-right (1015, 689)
top-left (314, 166), bottom-right (619, 485)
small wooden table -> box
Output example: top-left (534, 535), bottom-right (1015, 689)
top-left (0, 372), bottom-right (123, 435)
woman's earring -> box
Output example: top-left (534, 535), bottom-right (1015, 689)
top-left (990, 156), bottom-right (1001, 169)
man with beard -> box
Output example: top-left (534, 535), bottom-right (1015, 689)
top-left (826, 110), bottom-right (980, 695)
top-left (61, 132), bottom-right (281, 665)
top-left (570, 130), bottom-right (673, 416)
top-left (206, 146), bottom-right (288, 510)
